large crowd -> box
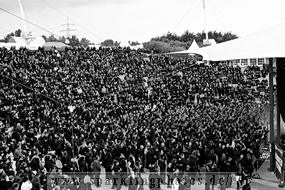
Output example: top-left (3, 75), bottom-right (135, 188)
top-left (0, 46), bottom-right (269, 190)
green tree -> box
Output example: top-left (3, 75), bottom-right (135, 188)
top-left (195, 31), bottom-right (238, 44)
top-left (4, 32), bottom-right (15, 43)
top-left (180, 30), bottom-right (195, 42)
top-left (143, 40), bottom-right (185, 53)
top-left (46, 34), bottom-right (58, 42)
top-left (14, 29), bottom-right (22, 37)
top-left (128, 41), bottom-right (140, 46)
top-left (144, 29), bottom-right (239, 53)
top-left (222, 31), bottom-right (238, 42)
top-left (42, 35), bottom-right (47, 42)
top-left (69, 35), bottom-right (80, 47)
top-left (58, 36), bottom-right (66, 43)
top-left (80, 37), bottom-right (91, 47)
top-left (101, 39), bottom-right (120, 47)
top-left (113, 41), bottom-right (121, 46)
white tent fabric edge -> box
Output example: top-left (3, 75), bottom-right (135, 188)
top-left (167, 22), bottom-right (285, 61)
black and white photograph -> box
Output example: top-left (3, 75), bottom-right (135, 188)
top-left (0, 0), bottom-right (285, 190)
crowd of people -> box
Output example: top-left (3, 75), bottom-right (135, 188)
top-left (0, 46), bottom-right (269, 190)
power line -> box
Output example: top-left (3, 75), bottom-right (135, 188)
top-left (47, 0), bottom-right (119, 41)
top-left (173, 0), bottom-right (197, 33)
top-left (0, 7), bottom-right (61, 38)
top-left (42, 0), bottom-right (103, 41)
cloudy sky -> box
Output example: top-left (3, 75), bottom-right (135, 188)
top-left (1, 0), bottom-right (285, 44)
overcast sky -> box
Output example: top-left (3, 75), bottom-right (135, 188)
top-left (1, 0), bottom-right (285, 44)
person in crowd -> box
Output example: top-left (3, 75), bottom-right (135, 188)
top-left (0, 46), bottom-right (269, 190)
top-left (92, 155), bottom-right (101, 188)
top-left (20, 175), bottom-right (32, 190)
top-left (149, 167), bottom-right (162, 190)
top-left (158, 153), bottom-right (167, 184)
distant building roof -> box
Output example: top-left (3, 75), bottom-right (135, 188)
top-left (43, 42), bottom-right (70, 51)
top-left (8, 36), bottom-right (45, 45)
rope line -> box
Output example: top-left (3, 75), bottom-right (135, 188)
top-left (0, 7), bottom-right (61, 38)
top-left (172, 0), bottom-right (197, 33)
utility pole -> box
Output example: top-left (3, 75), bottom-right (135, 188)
top-left (60, 17), bottom-right (77, 44)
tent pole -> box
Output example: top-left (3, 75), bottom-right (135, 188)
top-left (202, 0), bottom-right (208, 42)
top-left (19, 0), bottom-right (27, 34)
top-left (269, 58), bottom-right (275, 171)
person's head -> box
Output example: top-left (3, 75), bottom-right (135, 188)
top-left (22, 175), bottom-right (28, 182)
top-left (246, 153), bottom-right (251, 159)
top-left (207, 160), bottom-right (213, 165)
top-left (9, 175), bottom-right (14, 182)
top-left (12, 183), bottom-right (19, 190)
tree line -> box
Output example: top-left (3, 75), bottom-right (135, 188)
top-left (0, 29), bottom-right (238, 51)
top-left (143, 30), bottom-right (238, 53)
top-left (0, 29), bottom-right (141, 48)
top-left (0, 29), bottom-right (92, 47)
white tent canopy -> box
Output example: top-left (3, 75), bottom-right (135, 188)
top-left (6, 36), bottom-right (46, 50)
top-left (189, 40), bottom-right (200, 50)
top-left (176, 22), bottom-right (285, 61)
top-left (167, 39), bottom-right (200, 55)
top-left (120, 41), bottom-right (131, 47)
top-left (88, 44), bottom-right (101, 49)
top-left (0, 43), bottom-right (12, 48)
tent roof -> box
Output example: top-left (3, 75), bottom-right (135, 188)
top-left (88, 44), bottom-right (101, 49)
top-left (189, 40), bottom-right (200, 50)
top-left (187, 22), bottom-right (285, 61)
top-left (43, 42), bottom-right (70, 51)
top-left (4, 36), bottom-right (45, 50)
top-left (43, 42), bottom-right (70, 47)
top-left (8, 36), bottom-right (45, 46)
top-left (0, 43), bottom-right (12, 48)
top-left (166, 40), bottom-right (200, 55)
top-left (120, 41), bottom-right (130, 47)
